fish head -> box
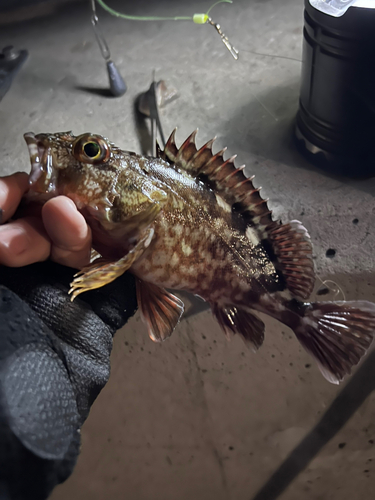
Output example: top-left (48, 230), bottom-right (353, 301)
top-left (24, 131), bottom-right (123, 210)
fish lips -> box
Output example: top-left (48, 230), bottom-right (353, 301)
top-left (24, 132), bottom-right (58, 194)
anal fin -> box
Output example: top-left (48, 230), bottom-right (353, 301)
top-left (212, 304), bottom-right (265, 350)
top-left (136, 280), bottom-right (184, 342)
top-left (269, 220), bottom-right (315, 300)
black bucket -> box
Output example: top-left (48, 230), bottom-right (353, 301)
top-left (295, 1), bottom-right (375, 177)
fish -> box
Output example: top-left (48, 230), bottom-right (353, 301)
top-left (23, 129), bottom-right (375, 384)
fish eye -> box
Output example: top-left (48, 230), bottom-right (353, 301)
top-left (72, 134), bottom-right (110, 164)
top-left (83, 142), bottom-right (100, 158)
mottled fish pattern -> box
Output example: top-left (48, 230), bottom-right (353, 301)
top-left (24, 129), bottom-right (375, 384)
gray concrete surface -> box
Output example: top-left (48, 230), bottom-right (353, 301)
top-left (1, 0), bottom-right (375, 499)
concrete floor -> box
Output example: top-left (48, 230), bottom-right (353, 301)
top-left (1, 0), bottom-right (375, 498)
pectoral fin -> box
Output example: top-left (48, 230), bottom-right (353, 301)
top-left (136, 280), bottom-right (184, 342)
top-left (69, 228), bottom-right (154, 300)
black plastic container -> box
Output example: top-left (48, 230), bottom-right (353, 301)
top-left (295, 1), bottom-right (375, 177)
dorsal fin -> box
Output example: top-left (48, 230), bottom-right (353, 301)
top-left (162, 129), bottom-right (276, 237)
top-left (268, 220), bottom-right (315, 299)
top-left (162, 130), bottom-right (315, 299)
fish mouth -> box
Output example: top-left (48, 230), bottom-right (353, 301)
top-left (24, 132), bottom-right (57, 194)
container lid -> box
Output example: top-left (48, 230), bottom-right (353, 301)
top-left (310, 0), bottom-right (375, 17)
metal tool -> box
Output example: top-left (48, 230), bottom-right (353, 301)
top-left (90, 0), bottom-right (127, 97)
top-left (138, 73), bottom-right (172, 155)
top-left (0, 46), bottom-right (28, 101)
top-left (148, 79), bottom-right (166, 155)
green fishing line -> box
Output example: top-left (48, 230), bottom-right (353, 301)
top-left (95, 0), bottom-right (233, 24)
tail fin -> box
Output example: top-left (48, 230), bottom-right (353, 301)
top-left (294, 301), bottom-right (375, 384)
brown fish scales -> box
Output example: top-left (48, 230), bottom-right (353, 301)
top-left (24, 129), bottom-right (375, 384)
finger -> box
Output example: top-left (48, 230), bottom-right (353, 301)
top-left (0, 172), bottom-right (29, 224)
top-left (0, 216), bottom-right (51, 267)
top-left (42, 196), bottom-right (92, 268)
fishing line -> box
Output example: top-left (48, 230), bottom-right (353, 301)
top-left (315, 276), bottom-right (346, 301)
top-left (96, 0), bottom-right (229, 22)
top-left (95, 0), bottom-right (238, 59)
top-left (240, 49), bottom-right (302, 63)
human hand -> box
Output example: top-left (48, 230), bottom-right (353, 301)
top-left (0, 172), bottom-right (91, 269)
top-left (0, 174), bottom-right (138, 499)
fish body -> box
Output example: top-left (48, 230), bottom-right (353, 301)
top-left (131, 162), bottom-right (279, 298)
top-left (24, 129), bottom-right (375, 383)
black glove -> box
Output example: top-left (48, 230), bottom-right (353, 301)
top-left (0, 262), bottom-right (137, 500)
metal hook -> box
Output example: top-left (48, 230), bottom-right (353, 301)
top-left (207, 17), bottom-right (239, 60)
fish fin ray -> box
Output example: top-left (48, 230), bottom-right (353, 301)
top-left (136, 280), bottom-right (184, 342)
top-left (269, 220), bottom-right (315, 299)
top-left (294, 300), bottom-right (375, 383)
top-left (212, 304), bottom-right (265, 350)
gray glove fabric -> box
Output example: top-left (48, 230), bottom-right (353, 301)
top-left (0, 262), bottom-right (137, 500)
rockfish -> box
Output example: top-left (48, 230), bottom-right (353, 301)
top-left (24, 129), bottom-right (375, 383)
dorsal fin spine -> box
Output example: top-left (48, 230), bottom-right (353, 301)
top-left (222, 166), bottom-right (246, 182)
top-left (185, 139), bottom-right (216, 169)
top-left (233, 172), bottom-right (252, 190)
top-left (201, 150), bottom-right (230, 176)
top-left (206, 155), bottom-right (236, 175)
top-left (156, 141), bottom-right (163, 159)
top-left (187, 129), bottom-right (198, 144)
top-left (176, 130), bottom-right (198, 163)
top-left (164, 128), bottom-right (179, 162)
top-left (205, 148), bottom-right (228, 168)
top-left (199, 138), bottom-right (216, 152)
top-left (165, 128), bottom-right (177, 148)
